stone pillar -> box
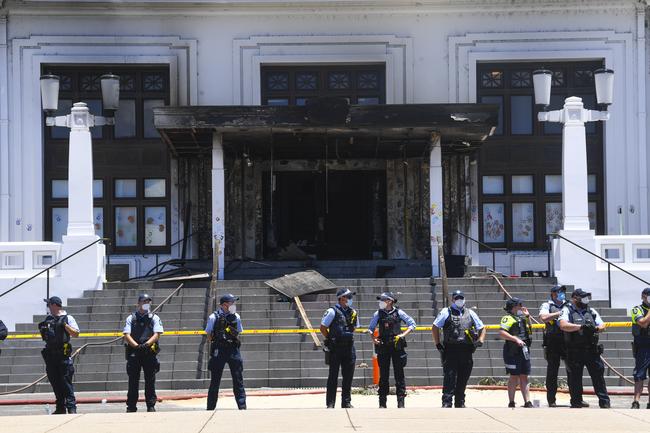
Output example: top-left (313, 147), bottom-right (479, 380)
top-left (429, 134), bottom-right (443, 277)
top-left (212, 132), bottom-right (225, 280)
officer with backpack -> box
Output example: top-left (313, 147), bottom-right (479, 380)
top-left (320, 288), bottom-right (360, 408)
top-left (39, 296), bottom-right (80, 414)
top-left (538, 285), bottom-right (568, 407)
top-left (123, 293), bottom-right (164, 413)
top-left (499, 297), bottom-right (533, 408)
top-left (367, 291), bottom-right (417, 408)
top-left (205, 293), bottom-right (246, 410)
top-left (432, 290), bottom-right (486, 408)
top-left (559, 288), bottom-right (610, 408)
top-left (630, 287), bottom-right (650, 409)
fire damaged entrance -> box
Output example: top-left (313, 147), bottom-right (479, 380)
top-left (267, 171), bottom-right (385, 260)
top-left (154, 98), bottom-right (498, 278)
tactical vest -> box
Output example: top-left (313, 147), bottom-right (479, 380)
top-left (443, 307), bottom-right (475, 345)
top-left (504, 314), bottom-right (532, 356)
top-left (38, 315), bottom-right (71, 355)
top-left (544, 301), bottom-right (566, 338)
top-left (130, 312), bottom-right (155, 344)
top-left (563, 304), bottom-right (599, 347)
top-left (328, 305), bottom-right (356, 344)
top-left (211, 311), bottom-right (240, 348)
top-left (631, 304), bottom-right (650, 343)
top-left (377, 309), bottom-right (402, 344)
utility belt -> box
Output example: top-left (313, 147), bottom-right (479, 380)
top-left (542, 332), bottom-right (565, 348)
top-left (212, 339), bottom-right (241, 352)
top-left (375, 335), bottom-right (407, 354)
top-left (325, 336), bottom-right (354, 350)
top-left (41, 342), bottom-right (72, 359)
top-left (567, 342), bottom-right (604, 356)
top-left (505, 338), bottom-right (531, 358)
top-left (124, 342), bottom-right (160, 360)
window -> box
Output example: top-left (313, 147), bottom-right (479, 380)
top-left (477, 61), bottom-right (604, 248)
top-left (43, 66), bottom-right (171, 253)
top-left (261, 65), bottom-right (385, 105)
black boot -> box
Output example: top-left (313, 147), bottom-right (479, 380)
top-left (397, 397), bottom-right (405, 409)
top-left (379, 397), bottom-right (387, 408)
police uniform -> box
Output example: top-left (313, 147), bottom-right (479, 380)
top-left (321, 289), bottom-right (359, 408)
top-left (500, 311), bottom-right (532, 377)
top-left (433, 299), bottom-right (485, 408)
top-left (539, 288), bottom-right (568, 406)
top-left (205, 294), bottom-right (246, 410)
top-left (368, 293), bottom-right (416, 408)
top-left (123, 304), bottom-right (164, 412)
top-left (559, 292), bottom-right (610, 408)
top-left (630, 296), bottom-right (650, 408)
top-left (38, 297), bottom-right (79, 414)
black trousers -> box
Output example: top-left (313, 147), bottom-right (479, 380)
top-left (326, 345), bottom-right (356, 407)
top-left (43, 351), bottom-right (76, 411)
top-left (377, 348), bottom-right (407, 401)
top-left (441, 345), bottom-right (474, 406)
top-left (544, 337), bottom-right (566, 404)
top-left (126, 353), bottom-right (159, 410)
top-left (207, 346), bottom-right (246, 410)
top-left (566, 347), bottom-right (610, 407)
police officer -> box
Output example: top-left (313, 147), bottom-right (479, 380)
top-left (432, 290), bottom-right (486, 408)
top-left (630, 287), bottom-right (650, 409)
top-left (559, 288), bottom-right (610, 408)
top-left (367, 292), bottom-right (416, 408)
top-left (499, 297), bottom-right (533, 408)
top-left (538, 285), bottom-right (568, 407)
top-left (38, 296), bottom-right (80, 414)
top-left (123, 293), bottom-right (164, 413)
top-left (0, 319), bottom-right (7, 356)
top-left (205, 293), bottom-right (246, 410)
top-left (320, 288), bottom-right (359, 409)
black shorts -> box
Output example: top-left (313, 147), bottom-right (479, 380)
top-left (503, 346), bottom-right (531, 376)
top-left (633, 345), bottom-right (650, 381)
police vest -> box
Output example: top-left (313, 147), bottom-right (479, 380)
top-left (563, 305), bottom-right (599, 347)
top-left (504, 314), bottom-right (532, 356)
top-left (631, 304), bottom-right (650, 344)
top-left (328, 305), bottom-right (357, 344)
top-left (443, 307), bottom-right (475, 345)
top-left (130, 312), bottom-right (155, 344)
top-left (544, 301), bottom-right (566, 338)
top-left (211, 312), bottom-right (240, 348)
top-left (38, 314), bottom-right (71, 355)
top-left (377, 309), bottom-right (402, 344)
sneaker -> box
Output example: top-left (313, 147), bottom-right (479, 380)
top-left (238, 405), bottom-right (247, 410)
top-left (67, 408), bottom-right (77, 414)
top-left (523, 401), bottom-right (533, 408)
top-left (326, 404), bottom-right (335, 409)
top-left (341, 403), bottom-right (353, 409)
top-left (580, 401), bottom-right (590, 407)
top-left (147, 407), bottom-right (156, 412)
top-left (397, 398), bottom-right (405, 409)
top-left (600, 402), bottom-right (611, 409)
top-left (548, 402), bottom-right (557, 408)
top-left (508, 401), bottom-right (516, 408)
top-left (126, 408), bottom-right (137, 413)
top-left (442, 402), bottom-right (452, 408)
top-left (52, 409), bottom-right (66, 415)
top-left (454, 403), bottom-right (466, 408)
top-left (631, 401), bottom-right (640, 409)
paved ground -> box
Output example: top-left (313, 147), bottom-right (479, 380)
top-left (1, 388), bottom-right (649, 432)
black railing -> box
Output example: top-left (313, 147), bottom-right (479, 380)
top-left (0, 237), bottom-right (110, 300)
top-left (454, 229), bottom-right (507, 273)
top-left (549, 233), bottom-right (650, 307)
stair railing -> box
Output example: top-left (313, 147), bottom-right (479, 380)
top-left (0, 237), bottom-right (110, 301)
top-left (454, 229), bottom-right (507, 273)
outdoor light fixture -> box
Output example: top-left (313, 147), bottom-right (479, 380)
top-left (532, 69), bottom-right (552, 108)
top-left (100, 74), bottom-right (120, 111)
top-left (594, 68), bottom-right (615, 106)
top-left (39, 74), bottom-right (60, 114)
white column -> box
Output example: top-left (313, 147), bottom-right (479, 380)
top-left (561, 97), bottom-right (591, 232)
top-left (429, 134), bottom-right (443, 277)
top-left (212, 132), bottom-right (225, 280)
top-left (0, 17), bottom-right (9, 241)
top-left (64, 103), bottom-right (96, 239)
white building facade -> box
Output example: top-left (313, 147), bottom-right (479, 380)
top-left (1, 0), bottom-right (650, 326)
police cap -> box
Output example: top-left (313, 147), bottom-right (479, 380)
top-left (504, 297), bottom-right (523, 311)
top-left (550, 285), bottom-right (567, 293)
top-left (571, 288), bottom-right (591, 299)
top-left (336, 288), bottom-right (355, 299)
top-left (642, 287), bottom-right (650, 296)
top-left (376, 291), bottom-right (397, 302)
top-left (451, 290), bottom-right (465, 300)
top-left (219, 293), bottom-right (239, 304)
top-left (43, 296), bottom-right (63, 307)
top-left (138, 293), bottom-right (152, 303)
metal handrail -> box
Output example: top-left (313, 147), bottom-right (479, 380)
top-left (0, 237), bottom-right (110, 300)
top-left (549, 232), bottom-right (650, 308)
top-left (454, 229), bottom-right (507, 272)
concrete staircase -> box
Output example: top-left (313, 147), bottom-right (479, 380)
top-left (0, 276), bottom-right (634, 393)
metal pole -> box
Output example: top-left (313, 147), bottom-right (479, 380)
top-left (607, 263), bottom-right (612, 308)
top-left (547, 237), bottom-right (551, 277)
top-left (46, 268), bottom-right (50, 301)
top-left (492, 251), bottom-right (496, 273)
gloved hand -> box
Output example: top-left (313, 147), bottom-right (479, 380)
top-left (581, 322), bottom-right (596, 333)
top-left (137, 343), bottom-right (148, 352)
top-left (436, 343), bottom-right (444, 352)
top-left (473, 340), bottom-right (484, 349)
top-left (394, 335), bottom-right (401, 349)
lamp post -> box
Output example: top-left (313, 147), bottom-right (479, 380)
top-left (532, 68), bottom-right (614, 233)
top-left (40, 73), bottom-right (119, 240)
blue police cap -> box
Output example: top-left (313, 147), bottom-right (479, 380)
top-left (377, 291), bottom-right (397, 302)
top-left (504, 297), bottom-right (523, 311)
top-left (550, 285), bottom-right (567, 293)
top-left (138, 293), bottom-right (152, 303)
top-left (336, 288), bottom-right (355, 298)
top-left (43, 296), bottom-right (63, 306)
top-left (642, 288), bottom-right (650, 296)
top-left (219, 293), bottom-right (239, 304)
top-left (451, 290), bottom-right (465, 300)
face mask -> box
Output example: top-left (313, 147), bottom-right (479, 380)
top-left (142, 303), bottom-right (151, 312)
top-left (347, 298), bottom-right (353, 308)
top-left (228, 304), bottom-right (237, 314)
top-left (516, 310), bottom-right (524, 317)
top-left (454, 299), bottom-right (465, 309)
top-left (581, 297), bottom-right (591, 305)
top-left (557, 292), bottom-right (566, 302)
top-left (378, 301), bottom-right (387, 310)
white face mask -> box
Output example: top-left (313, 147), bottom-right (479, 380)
top-left (347, 298), bottom-right (353, 308)
top-left (142, 303), bottom-right (151, 312)
top-left (228, 304), bottom-right (237, 314)
top-left (581, 297), bottom-right (591, 305)
top-left (379, 300), bottom-right (387, 310)
top-left (454, 299), bottom-right (465, 309)
top-left (516, 309), bottom-right (524, 316)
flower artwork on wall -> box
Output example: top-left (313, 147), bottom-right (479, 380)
top-left (513, 203), bottom-right (534, 243)
top-left (145, 207), bottom-right (166, 246)
top-left (545, 203), bottom-right (563, 235)
top-left (483, 203), bottom-right (504, 243)
top-left (115, 207), bottom-right (137, 247)
top-left (93, 208), bottom-right (104, 238)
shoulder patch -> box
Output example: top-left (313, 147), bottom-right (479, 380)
top-left (501, 317), bottom-right (509, 324)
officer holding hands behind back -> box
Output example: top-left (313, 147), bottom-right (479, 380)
top-left (123, 293), bottom-right (164, 413)
top-left (205, 293), bottom-right (246, 411)
top-left (39, 296), bottom-right (80, 414)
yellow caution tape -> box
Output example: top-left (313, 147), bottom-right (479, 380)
top-left (4, 321), bottom-right (633, 340)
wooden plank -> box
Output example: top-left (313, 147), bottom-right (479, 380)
top-left (294, 296), bottom-right (321, 348)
